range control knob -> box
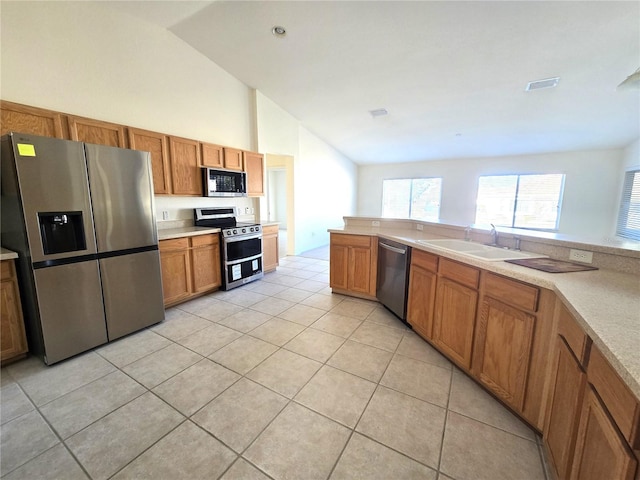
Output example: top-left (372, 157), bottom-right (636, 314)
top-left (250, 227), bottom-right (254, 232)
top-left (232, 229), bottom-right (237, 235)
top-left (242, 228), bottom-right (247, 234)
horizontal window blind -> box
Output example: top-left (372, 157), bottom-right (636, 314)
top-left (616, 170), bottom-right (640, 241)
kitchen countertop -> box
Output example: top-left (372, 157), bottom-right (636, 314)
top-left (0, 247), bottom-right (18, 261)
top-left (329, 226), bottom-right (640, 399)
top-left (158, 226), bottom-right (221, 241)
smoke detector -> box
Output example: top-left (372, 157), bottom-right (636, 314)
top-left (525, 77), bottom-right (560, 91)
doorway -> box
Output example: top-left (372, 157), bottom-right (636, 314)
top-left (265, 154), bottom-right (295, 257)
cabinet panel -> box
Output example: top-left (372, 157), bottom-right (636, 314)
top-left (223, 148), bottom-right (244, 171)
top-left (439, 258), bottom-right (479, 289)
top-left (483, 272), bottom-right (539, 312)
top-left (411, 249), bottom-right (438, 273)
top-left (557, 303), bottom-right (590, 365)
top-left (570, 387), bottom-right (637, 480)
top-left (128, 128), bottom-right (171, 195)
top-left (68, 116), bottom-right (127, 147)
top-left (1, 261), bottom-right (28, 363)
top-left (433, 277), bottom-right (478, 369)
top-left (588, 346), bottom-right (640, 443)
top-left (544, 337), bottom-right (587, 480)
top-left (201, 142), bottom-right (224, 168)
top-left (263, 225), bottom-right (279, 273)
top-left (191, 237), bottom-right (221, 293)
top-left (348, 246), bottom-right (372, 294)
top-left (169, 136), bottom-right (202, 196)
top-left (159, 241), bottom-right (192, 305)
top-left (1, 101), bottom-right (64, 138)
top-left (330, 243), bottom-right (349, 290)
top-left (244, 151), bottom-right (265, 196)
top-left (473, 296), bottom-right (535, 410)
top-left (407, 264), bottom-right (437, 339)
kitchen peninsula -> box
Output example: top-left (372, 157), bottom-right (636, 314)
top-left (329, 216), bottom-right (640, 480)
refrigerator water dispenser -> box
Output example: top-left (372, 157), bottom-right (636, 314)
top-left (38, 211), bottom-right (86, 255)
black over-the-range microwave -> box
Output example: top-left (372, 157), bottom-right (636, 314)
top-left (202, 168), bottom-right (247, 197)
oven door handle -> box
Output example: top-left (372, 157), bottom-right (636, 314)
top-left (223, 234), bottom-right (262, 243)
top-left (224, 253), bottom-right (263, 266)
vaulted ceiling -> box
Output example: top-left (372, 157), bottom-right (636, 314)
top-left (115, 1), bottom-right (639, 165)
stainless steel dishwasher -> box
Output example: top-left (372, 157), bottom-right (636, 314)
top-left (376, 238), bottom-right (411, 322)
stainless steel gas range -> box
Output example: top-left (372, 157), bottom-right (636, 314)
top-left (194, 207), bottom-right (263, 290)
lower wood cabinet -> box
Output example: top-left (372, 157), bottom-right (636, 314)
top-left (544, 336), bottom-right (587, 479)
top-left (571, 387), bottom-right (637, 480)
top-left (160, 234), bottom-right (221, 307)
top-left (406, 250), bottom-right (438, 339)
top-left (432, 259), bottom-right (479, 370)
top-left (1, 259), bottom-right (28, 363)
top-left (543, 304), bottom-right (639, 480)
top-left (191, 235), bottom-right (221, 293)
top-left (329, 233), bottom-right (377, 299)
top-left (262, 225), bottom-right (279, 273)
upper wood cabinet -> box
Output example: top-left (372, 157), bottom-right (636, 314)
top-left (329, 233), bottom-right (377, 299)
top-left (0, 101), bottom-right (64, 138)
top-left (407, 250), bottom-right (439, 339)
top-left (169, 136), bottom-right (202, 196)
top-left (244, 151), bottom-right (265, 196)
top-left (67, 115), bottom-right (127, 147)
top-left (223, 147), bottom-right (244, 171)
top-left (201, 142), bottom-right (225, 169)
top-left (128, 128), bottom-right (171, 195)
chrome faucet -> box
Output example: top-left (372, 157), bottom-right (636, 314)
top-left (464, 225), bottom-right (472, 241)
top-left (489, 224), bottom-right (499, 246)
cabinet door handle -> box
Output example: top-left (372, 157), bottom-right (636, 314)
top-left (380, 242), bottom-right (406, 255)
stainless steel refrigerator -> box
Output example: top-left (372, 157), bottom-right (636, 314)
top-left (1, 133), bottom-right (164, 364)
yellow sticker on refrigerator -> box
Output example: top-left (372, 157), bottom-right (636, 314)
top-left (17, 144), bottom-right (36, 157)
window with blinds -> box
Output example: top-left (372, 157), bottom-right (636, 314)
top-left (475, 174), bottom-right (565, 230)
top-left (616, 170), bottom-right (640, 241)
top-left (382, 178), bottom-right (442, 221)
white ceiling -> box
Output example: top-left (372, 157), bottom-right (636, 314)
top-left (115, 1), bottom-right (639, 165)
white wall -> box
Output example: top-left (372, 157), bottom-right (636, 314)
top-left (296, 126), bottom-right (358, 253)
top-left (256, 92), bottom-right (358, 254)
top-left (0, 2), bottom-right (253, 148)
top-left (1, 1), bottom-right (360, 236)
top-left (358, 148), bottom-right (624, 237)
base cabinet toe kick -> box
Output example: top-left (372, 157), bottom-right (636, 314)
top-left (329, 232), bottom-right (640, 480)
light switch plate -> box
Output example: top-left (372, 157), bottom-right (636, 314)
top-left (372, 221), bottom-right (380, 227)
top-left (416, 224), bottom-right (424, 231)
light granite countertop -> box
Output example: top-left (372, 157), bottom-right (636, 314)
top-left (158, 226), bottom-right (221, 241)
top-left (0, 247), bottom-right (18, 261)
top-left (329, 226), bottom-right (640, 399)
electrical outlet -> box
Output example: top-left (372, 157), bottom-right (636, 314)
top-left (416, 224), bottom-right (424, 231)
top-left (162, 211), bottom-right (169, 220)
top-left (372, 220), bottom-right (380, 227)
top-left (569, 249), bottom-right (593, 264)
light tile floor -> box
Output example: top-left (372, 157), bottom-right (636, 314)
top-left (0, 255), bottom-right (550, 480)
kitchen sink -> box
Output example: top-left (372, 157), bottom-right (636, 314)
top-left (416, 238), bottom-right (547, 262)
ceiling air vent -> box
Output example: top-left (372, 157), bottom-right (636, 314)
top-left (525, 77), bottom-right (560, 91)
top-left (369, 108), bottom-right (388, 118)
